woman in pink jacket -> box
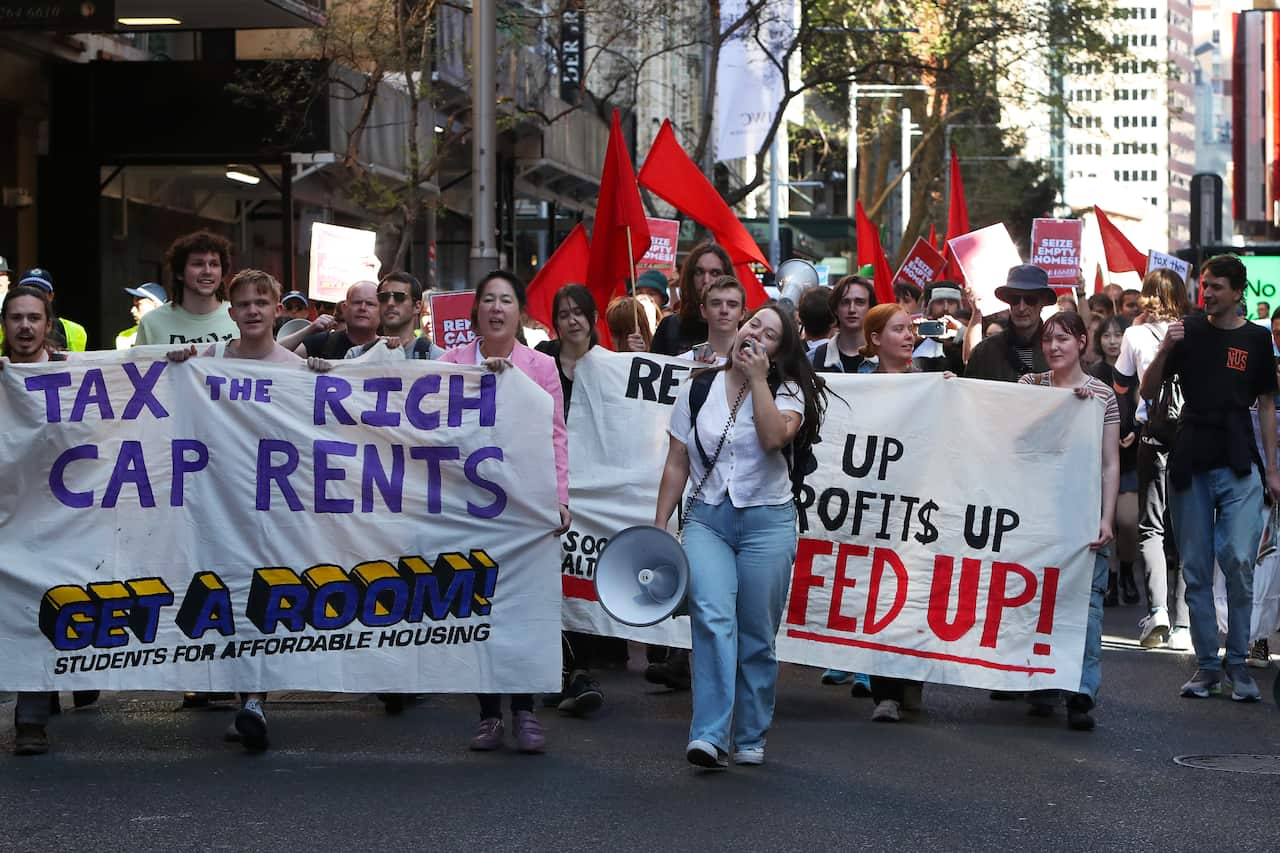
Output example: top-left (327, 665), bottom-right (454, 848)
top-left (439, 270), bottom-right (571, 753)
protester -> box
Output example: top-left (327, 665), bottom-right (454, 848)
top-left (115, 282), bottom-right (167, 349)
top-left (895, 282), bottom-right (922, 315)
top-left (1056, 291), bottom-right (1078, 313)
top-left (345, 272), bottom-right (442, 361)
top-left (856, 302), bottom-right (948, 722)
top-left (1090, 314), bottom-right (1139, 605)
top-left (1120, 289), bottom-right (1142, 321)
top-left (1257, 302), bottom-right (1270, 322)
top-left (1, 284), bottom-right (68, 755)
top-left (797, 287), bottom-right (835, 349)
top-left (1018, 312), bottom-right (1119, 730)
top-left (677, 275), bottom-right (746, 363)
top-left (1271, 315), bottom-right (1280, 356)
top-left (651, 242), bottom-right (732, 355)
top-left (1113, 268), bottom-right (1193, 650)
top-left (7, 268), bottom-right (89, 351)
top-left (636, 268), bottom-right (670, 333)
top-left (165, 269), bottom-right (330, 750)
top-left (965, 265), bottom-right (1055, 381)
top-left (808, 275), bottom-right (877, 373)
top-left (912, 282), bottom-right (966, 374)
top-left (655, 303), bottom-right (826, 768)
top-left (295, 281), bottom-right (380, 358)
top-left (1104, 282), bottom-right (1124, 312)
top-left (281, 290), bottom-right (310, 321)
top-left (439, 270), bottom-right (571, 753)
top-left (1087, 293), bottom-right (1115, 319)
top-left (536, 283), bottom-right (609, 716)
top-left (1140, 254), bottom-right (1280, 701)
top-left (0, 254), bottom-right (9, 296)
top-left (135, 231), bottom-right (237, 346)
top-left (604, 294), bottom-right (653, 353)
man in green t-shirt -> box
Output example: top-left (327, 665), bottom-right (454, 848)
top-left (134, 231), bottom-right (239, 346)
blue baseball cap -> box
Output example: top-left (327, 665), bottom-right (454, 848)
top-left (124, 282), bottom-right (167, 305)
top-left (18, 268), bottom-right (54, 293)
top-left (282, 290), bottom-right (309, 307)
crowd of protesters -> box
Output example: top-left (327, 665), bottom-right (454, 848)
top-left (3, 230), bottom-right (1278, 770)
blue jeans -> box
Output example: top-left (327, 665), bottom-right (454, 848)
top-left (1030, 548), bottom-right (1107, 707)
top-left (683, 498), bottom-right (796, 753)
top-left (1168, 466), bottom-right (1264, 670)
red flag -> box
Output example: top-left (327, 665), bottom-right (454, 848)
top-left (1093, 206), bottom-right (1148, 274)
top-left (943, 147), bottom-right (969, 284)
top-left (637, 119), bottom-right (769, 307)
top-left (928, 223), bottom-right (939, 251)
top-left (586, 110), bottom-right (650, 346)
top-left (526, 223), bottom-right (590, 330)
top-left (1093, 264), bottom-right (1105, 295)
top-left (855, 200), bottom-right (894, 304)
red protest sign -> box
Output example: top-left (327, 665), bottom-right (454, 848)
top-left (637, 217), bottom-right (679, 275)
top-left (430, 292), bottom-right (477, 349)
top-left (1029, 219), bottom-right (1084, 288)
top-left (947, 224), bottom-right (1023, 318)
top-left (891, 238), bottom-right (947, 289)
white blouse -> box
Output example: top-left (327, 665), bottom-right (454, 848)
top-left (668, 370), bottom-right (805, 508)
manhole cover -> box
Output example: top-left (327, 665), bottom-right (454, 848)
top-left (1173, 754), bottom-right (1280, 775)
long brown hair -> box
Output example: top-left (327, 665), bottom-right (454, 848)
top-left (606, 295), bottom-right (653, 350)
top-left (1139, 267), bottom-right (1191, 321)
top-left (676, 242), bottom-right (732, 328)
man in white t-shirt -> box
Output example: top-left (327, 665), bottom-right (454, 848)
top-left (134, 231), bottom-right (239, 346)
top-left (1112, 268), bottom-right (1192, 651)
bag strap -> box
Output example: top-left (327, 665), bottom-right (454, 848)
top-left (680, 375), bottom-right (748, 531)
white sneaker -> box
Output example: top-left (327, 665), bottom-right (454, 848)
top-left (1138, 610), bottom-right (1170, 649)
top-left (234, 698), bottom-right (269, 751)
top-left (732, 747), bottom-right (765, 765)
top-left (1166, 626), bottom-right (1193, 652)
top-left (685, 739), bottom-right (727, 769)
top-left (871, 699), bottom-right (902, 722)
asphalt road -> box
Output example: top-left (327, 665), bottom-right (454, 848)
top-left (2, 605), bottom-right (1277, 853)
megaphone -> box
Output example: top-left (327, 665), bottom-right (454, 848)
top-left (594, 525), bottom-right (690, 627)
top-left (775, 258), bottom-right (820, 305)
top-left (276, 317), bottom-right (312, 342)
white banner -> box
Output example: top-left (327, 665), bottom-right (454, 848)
top-left (714, 0), bottom-right (795, 162)
top-left (0, 351), bottom-right (562, 693)
top-left (563, 351), bottom-right (1102, 692)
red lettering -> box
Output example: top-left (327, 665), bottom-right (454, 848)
top-left (927, 555), bottom-right (980, 642)
top-left (863, 547), bottom-right (907, 634)
top-left (786, 538), bottom-right (833, 626)
top-left (980, 561), bottom-right (1038, 649)
top-left (828, 543), bottom-right (869, 633)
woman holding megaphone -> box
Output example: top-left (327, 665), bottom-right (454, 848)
top-left (654, 301), bottom-right (827, 769)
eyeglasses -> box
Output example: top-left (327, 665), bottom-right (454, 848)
top-left (1006, 294), bottom-right (1044, 306)
top-left (377, 291), bottom-right (410, 304)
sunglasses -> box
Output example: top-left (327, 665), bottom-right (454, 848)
top-left (377, 291), bottom-right (411, 304)
top-left (1006, 294), bottom-right (1044, 306)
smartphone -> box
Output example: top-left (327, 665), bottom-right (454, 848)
top-left (916, 320), bottom-right (946, 337)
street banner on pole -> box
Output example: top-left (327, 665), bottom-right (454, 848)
top-left (0, 352), bottom-right (562, 693)
top-left (562, 350), bottom-right (1100, 692)
top-left (1030, 219), bottom-right (1085, 289)
top-left (714, 0), bottom-right (795, 162)
top-left (307, 223), bottom-right (379, 303)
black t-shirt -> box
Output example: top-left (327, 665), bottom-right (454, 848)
top-left (650, 314), bottom-right (707, 356)
top-left (838, 351), bottom-right (864, 374)
top-left (1165, 314), bottom-right (1278, 481)
top-left (535, 339), bottom-right (576, 417)
top-left (301, 330), bottom-right (355, 359)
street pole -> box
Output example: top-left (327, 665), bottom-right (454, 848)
top-left (900, 106), bottom-right (912, 240)
top-left (847, 81), bottom-right (858, 217)
top-left (469, 0), bottom-right (499, 285)
top-left (768, 135), bottom-right (781, 268)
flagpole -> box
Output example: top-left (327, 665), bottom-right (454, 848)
top-left (626, 225), bottom-right (641, 336)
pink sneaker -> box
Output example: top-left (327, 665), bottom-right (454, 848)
top-left (469, 717), bottom-right (504, 751)
top-left (512, 710), bottom-right (546, 754)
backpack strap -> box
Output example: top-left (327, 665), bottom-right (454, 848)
top-left (687, 369), bottom-right (717, 469)
top-left (411, 336), bottom-right (434, 359)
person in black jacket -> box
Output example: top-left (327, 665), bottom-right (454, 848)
top-left (650, 242), bottom-right (732, 356)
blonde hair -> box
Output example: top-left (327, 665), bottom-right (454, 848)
top-left (605, 295), bottom-right (653, 350)
top-left (859, 303), bottom-right (908, 358)
top-left (227, 269), bottom-right (283, 303)
top-left (1138, 267), bottom-right (1190, 321)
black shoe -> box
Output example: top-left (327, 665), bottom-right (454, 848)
top-left (644, 650), bottom-right (691, 691)
top-left (378, 694), bottom-right (406, 715)
top-left (72, 690), bottom-right (100, 709)
top-left (988, 690), bottom-right (1020, 701)
top-left (558, 672), bottom-right (604, 716)
top-left (1066, 694), bottom-right (1096, 730)
top-left (1120, 568), bottom-right (1139, 605)
top-left (13, 724), bottom-right (48, 756)
top-left (1104, 573), bottom-right (1119, 607)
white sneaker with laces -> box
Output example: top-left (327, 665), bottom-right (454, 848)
top-left (1138, 609), bottom-right (1170, 649)
top-left (1166, 626), bottom-right (1193, 652)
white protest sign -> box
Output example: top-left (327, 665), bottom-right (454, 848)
top-left (0, 352), bottom-right (561, 693)
top-left (563, 352), bottom-right (1101, 692)
top-left (1146, 250), bottom-right (1191, 283)
top-left (308, 223), bottom-right (379, 303)
top-left (948, 224), bottom-right (1025, 318)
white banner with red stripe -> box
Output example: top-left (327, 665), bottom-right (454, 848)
top-left (562, 350), bottom-right (1101, 692)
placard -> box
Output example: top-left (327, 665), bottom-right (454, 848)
top-left (891, 238), bottom-right (947, 289)
top-left (636, 218), bottom-right (680, 276)
top-left (947, 224), bottom-right (1025, 318)
top-left (430, 292), bottom-right (477, 349)
top-left (307, 223), bottom-right (379, 303)
top-left (1030, 219), bottom-right (1084, 288)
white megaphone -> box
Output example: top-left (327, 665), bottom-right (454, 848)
top-left (775, 258), bottom-right (820, 305)
top-left (594, 525), bottom-right (690, 627)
